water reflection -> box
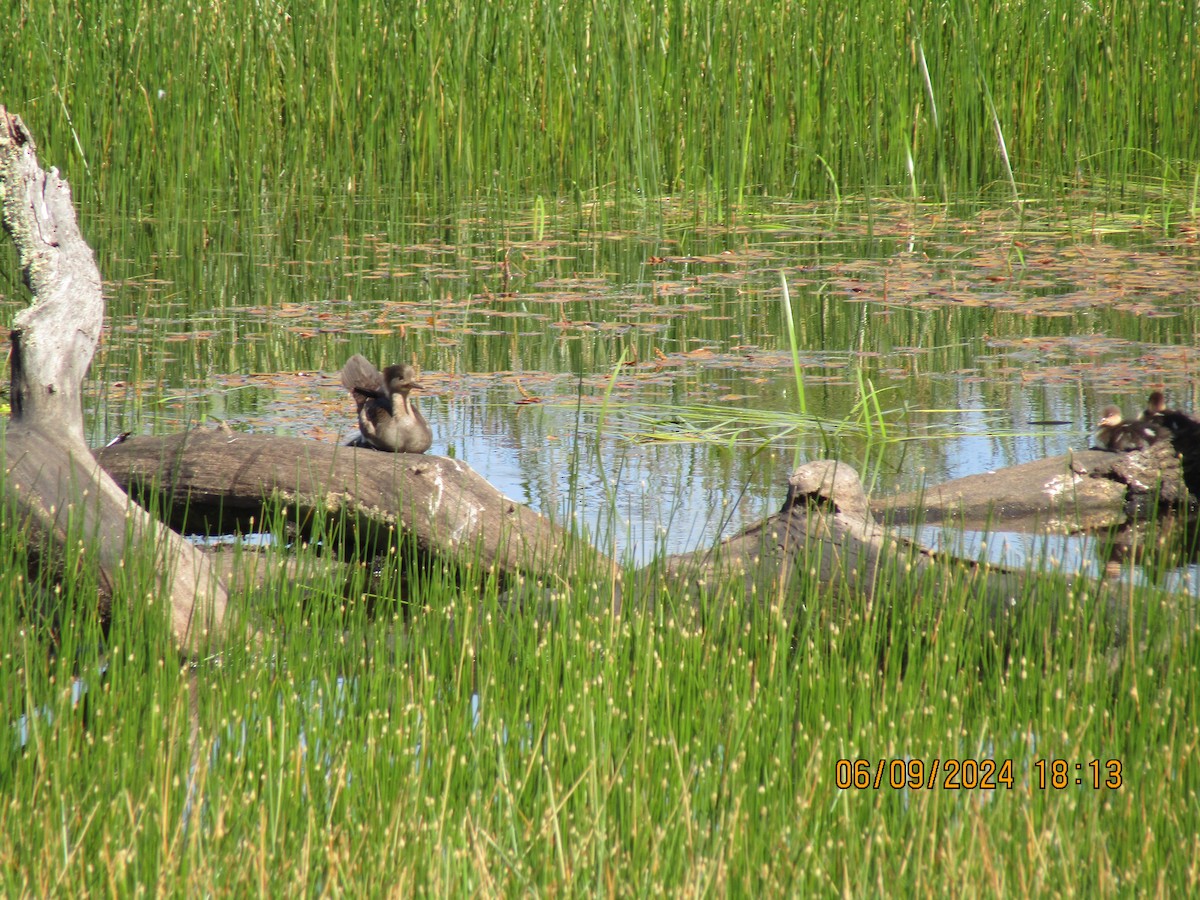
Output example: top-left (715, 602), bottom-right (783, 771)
top-left (83, 198), bottom-right (1200, 581)
top-left (909, 524), bottom-right (1200, 597)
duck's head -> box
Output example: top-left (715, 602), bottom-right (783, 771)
top-left (382, 364), bottom-right (423, 395)
top-left (1098, 405), bottom-right (1124, 428)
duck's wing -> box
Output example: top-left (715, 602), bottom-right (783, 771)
top-left (1117, 430), bottom-right (1150, 451)
top-left (341, 354), bottom-right (388, 403)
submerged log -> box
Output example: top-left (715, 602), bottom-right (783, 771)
top-left (95, 430), bottom-right (595, 583)
top-left (0, 107), bottom-right (230, 652)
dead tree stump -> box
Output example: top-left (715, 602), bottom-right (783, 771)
top-left (0, 107), bottom-right (231, 652)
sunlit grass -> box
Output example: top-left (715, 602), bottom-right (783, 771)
top-left (3, 0), bottom-right (1200, 891)
top-left (6, 0), bottom-right (1198, 219)
top-left (2, 487), bottom-right (1198, 894)
top-left (624, 397), bottom-right (888, 447)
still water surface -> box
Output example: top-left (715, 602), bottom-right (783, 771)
top-left (80, 197), bottom-right (1200, 579)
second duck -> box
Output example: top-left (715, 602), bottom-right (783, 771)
top-left (1095, 404), bottom-right (1158, 452)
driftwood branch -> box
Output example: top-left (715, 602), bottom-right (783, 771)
top-left (95, 431), bottom-right (599, 583)
top-left (86, 421), bottom-right (1186, 664)
top-left (653, 459), bottom-right (1164, 657)
top-left (0, 112), bottom-right (101, 447)
top-left (95, 439), bottom-right (1142, 636)
top-left (873, 441), bottom-right (1191, 531)
top-left (660, 460), bottom-right (1041, 616)
top-left (1, 107), bottom-right (230, 652)
top-left (100, 441), bottom-right (1048, 623)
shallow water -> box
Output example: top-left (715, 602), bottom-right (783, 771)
top-left (68, 197), bottom-right (1200, 578)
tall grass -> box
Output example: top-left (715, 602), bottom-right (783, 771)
top-left (2, 485), bottom-right (1198, 893)
top-left (4, 0), bottom-right (1197, 222)
top-left (3, 2), bottom-right (1200, 891)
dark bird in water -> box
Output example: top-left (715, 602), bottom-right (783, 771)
top-left (1095, 405), bottom-right (1158, 452)
top-left (341, 354), bottom-right (433, 453)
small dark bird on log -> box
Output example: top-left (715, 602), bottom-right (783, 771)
top-left (1095, 405), bottom-right (1158, 452)
top-left (1156, 402), bottom-right (1200, 446)
top-left (341, 354), bottom-right (432, 453)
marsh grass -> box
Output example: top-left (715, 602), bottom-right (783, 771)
top-left (3, 483), bottom-right (1198, 893)
top-left (4, 0), bottom-right (1200, 892)
top-left (6, 0), bottom-right (1199, 223)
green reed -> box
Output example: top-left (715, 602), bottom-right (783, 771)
top-left (3, 2), bottom-right (1200, 891)
top-left (5, 0), bottom-right (1197, 222)
top-left (2, 481), bottom-right (1197, 894)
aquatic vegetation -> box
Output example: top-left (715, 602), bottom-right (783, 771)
top-left (2, 491), bottom-right (1196, 894)
top-left (2, 0), bottom-right (1199, 892)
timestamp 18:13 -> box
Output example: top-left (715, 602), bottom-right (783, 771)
top-left (1034, 759), bottom-right (1123, 790)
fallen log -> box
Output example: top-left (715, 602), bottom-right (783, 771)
top-left (660, 460), bottom-right (1043, 617)
top-left (0, 107), bottom-right (230, 652)
top-left (872, 440), bottom-right (1191, 532)
top-left (95, 430), bottom-right (598, 584)
top-left (93, 436), bottom-right (1174, 660)
top-left (94, 439), bottom-right (1029, 619)
top-left (94, 429), bottom-right (1179, 634)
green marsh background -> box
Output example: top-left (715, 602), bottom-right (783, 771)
top-left (3, 0), bottom-right (1200, 894)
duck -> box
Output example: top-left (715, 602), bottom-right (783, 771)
top-left (1155, 400), bottom-right (1200, 444)
top-left (1095, 404), bottom-right (1158, 452)
top-left (1141, 390), bottom-right (1167, 428)
top-left (341, 354), bottom-right (433, 453)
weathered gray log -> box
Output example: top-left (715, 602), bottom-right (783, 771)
top-left (95, 430), bottom-right (598, 581)
top-left (1107, 439), bottom-right (1194, 510)
top-left (653, 459), bottom-right (1140, 644)
top-left (96, 442), bottom-right (1002, 620)
top-left (871, 441), bottom-right (1189, 532)
top-left (92, 428), bottom-right (1171, 629)
top-left (661, 460), bottom-right (1030, 611)
top-left (665, 459), bottom-right (1196, 668)
top-left (1, 107), bottom-right (230, 651)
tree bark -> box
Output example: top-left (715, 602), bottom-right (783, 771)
top-left (1, 107), bottom-right (230, 653)
top-left (655, 460), bottom-right (1149, 651)
top-left (95, 430), bottom-right (597, 583)
top-left (660, 460), bottom-right (1044, 616)
top-left (872, 440), bottom-right (1190, 531)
